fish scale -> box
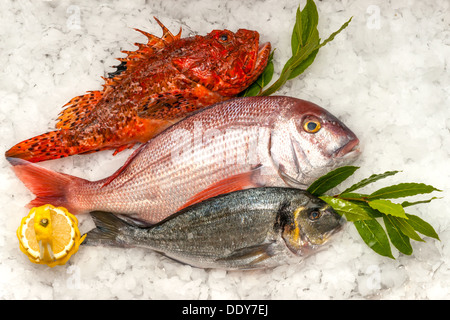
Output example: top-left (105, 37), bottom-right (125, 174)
top-left (8, 96), bottom-right (360, 225)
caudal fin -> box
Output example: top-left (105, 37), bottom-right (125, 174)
top-left (7, 157), bottom-right (87, 214)
top-left (83, 211), bottom-right (133, 247)
top-left (6, 130), bottom-right (85, 163)
top-left (6, 89), bottom-right (106, 163)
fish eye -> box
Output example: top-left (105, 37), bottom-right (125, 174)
top-left (302, 119), bottom-right (321, 133)
top-left (308, 210), bottom-right (321, 221)
top-left (218, 33), bottom-right (229, 42)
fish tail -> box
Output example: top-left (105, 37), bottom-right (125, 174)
top-left (6, 130), bottom-right (70, 163)
top-left (6, 89), bottom-right (110, 163)
top-left (5, 130), bottom-right (107, 163)
top-left (6, 157), bottom-right (87, 214)
top-left (83, 211), bottom-right (132, 247)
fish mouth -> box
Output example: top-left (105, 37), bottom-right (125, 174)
top-left (297, 218), bottom-right (346, 256)
top-left (334, 137), bottom-right (361, 158)
top-left (327, 216), bottom-right (346, 237)
top-left (255, 42), bottom-right (271, 70)
top-left (219, 40), bottom-right (271, 91)
top-left (258, 42), bottom-right (271, 54)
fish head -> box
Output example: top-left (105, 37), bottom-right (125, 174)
top-left (282, 192), bottom-right (344, 256)
top-left (174, 29), bottom-right (271, 96)
top-left (270, 98), bottom-right (361, 187)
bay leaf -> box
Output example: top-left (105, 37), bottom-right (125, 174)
top-left (368, 183), bottom-right (441, 200)
top-left (307, 166), bottom-right (359, 196)
top-left (405, 213), bottom-right (440, 240)
top-left (368, 199), bottom-right (408, 219)
top-left (341, 170), bottom-right (400, 194)
top-left (320, 196), bottom-right (371, 221)
top-left (354, 219), bottom-right (394, 259)
top-left (383, 215), bottom-right (413, 255)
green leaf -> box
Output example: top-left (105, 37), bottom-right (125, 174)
top-left (291, 0), bottom-right (319, 55)
top-left (383, 216), bottom-right (413, 255)
top-left (388, 216), bottom-right (424, 242)
top-left (320, 196), bottom-right (372, 221)
top-left (261, 38), bottom-right (319, 96)
top-left (368, 199), bottom-right (408, 219)
top-left (308, 164), bottom-right (441, 259)
top-left (317, 16), bottom-right (353, 49)
top-left (344, 200), bottom-right (383, 218)
top-left (241, 82), bottom-right (262, 97)
top-left (301, 0), bottom-right (319, 47)
top-left (401, 197), bottom-right (442, 208)
top-left (341, 170), bottom-right (400, 194)
top-left (368, 183), bottom-right (441, 200)
top-left (285, 29), bottom-right (319, 73)
top-left (287, 48), bottom-right (319, 80)
top-left (405, 213), bottom-right (440, 240)
top-left (307, 166), bottom-right (359, 196)
top-left (354, 219), bottom-right (394, 259)
top-left (258, 1), bottom-right (352, 96)
top-left (259, 60), bottom-right (274, 88)
top-left (291, 8), bottom-right (303, 55)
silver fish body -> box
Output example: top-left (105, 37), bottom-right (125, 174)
top-left (9, 96), bottom-right (360, 224)
top-left (84, 187), bottom-right (344, 270)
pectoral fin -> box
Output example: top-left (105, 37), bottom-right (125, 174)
top-left (136, 91), bottom-right (200, 120)
top-left (216, 242), bottom-right (277, 266)
top-left (176, 166), bottom-right (262, 211)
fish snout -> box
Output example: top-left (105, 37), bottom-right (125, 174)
top-left (334, 135), bottom-right (360, 159)
top-left (235, 28), bottom-right (259, 40)
top-left (330, 214), bottom-right (347, 236)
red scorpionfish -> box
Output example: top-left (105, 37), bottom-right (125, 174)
top-left (6, 18), bottom-right (271, 163)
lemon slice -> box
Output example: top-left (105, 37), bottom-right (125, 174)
top-left (17, 204), bottom-right (86, 267)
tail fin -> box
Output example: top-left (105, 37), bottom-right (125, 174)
top-left (83, 211), bottom-right (132, 247)
top-left (5, 130), bottom-right (88, 163)
top-left (7, 157), bottom-right (87, 214)
top-left (5, 88), bottom-right (108, 163)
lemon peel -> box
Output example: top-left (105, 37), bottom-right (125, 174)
top-left (17, 204), bottom-right (86, 267)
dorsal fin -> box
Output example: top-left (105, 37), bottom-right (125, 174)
top-left (56, 18), bottom-right (183, 131)
top-left (153, 16), bottom-right (182, 44)
top-left (106, 17), bottom-right (182, 86)
top-left (56, 90), bottom-right (104, 130)
top-left (56, 18), bottom-right (183, 133)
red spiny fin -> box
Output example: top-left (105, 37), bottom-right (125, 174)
top-left (133, 28), bottom-right (161, 43)
top-left (107, 60), bottom-right (127, 79)
top-left (107, 17), bottom-right (182, 85)
top-left (6, 157), bottom-right (87, 214)
top-left (56, 90), bottom-right (104, 130)
top-left (100, 143), bottom-right (147, 188)
top-left (6, 131), bottom-right (67, 163)
top-left (153, 16), bottom-right (182, 44)
top-left (176, 169), bottom-right (260, 212)
top-left (136, 91), bottom-right (201, 120)
top-left (6, 129), bottom-right (108, 163)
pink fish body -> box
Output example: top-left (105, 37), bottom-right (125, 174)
top-left (8, 96), bottom-right (360, 225)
